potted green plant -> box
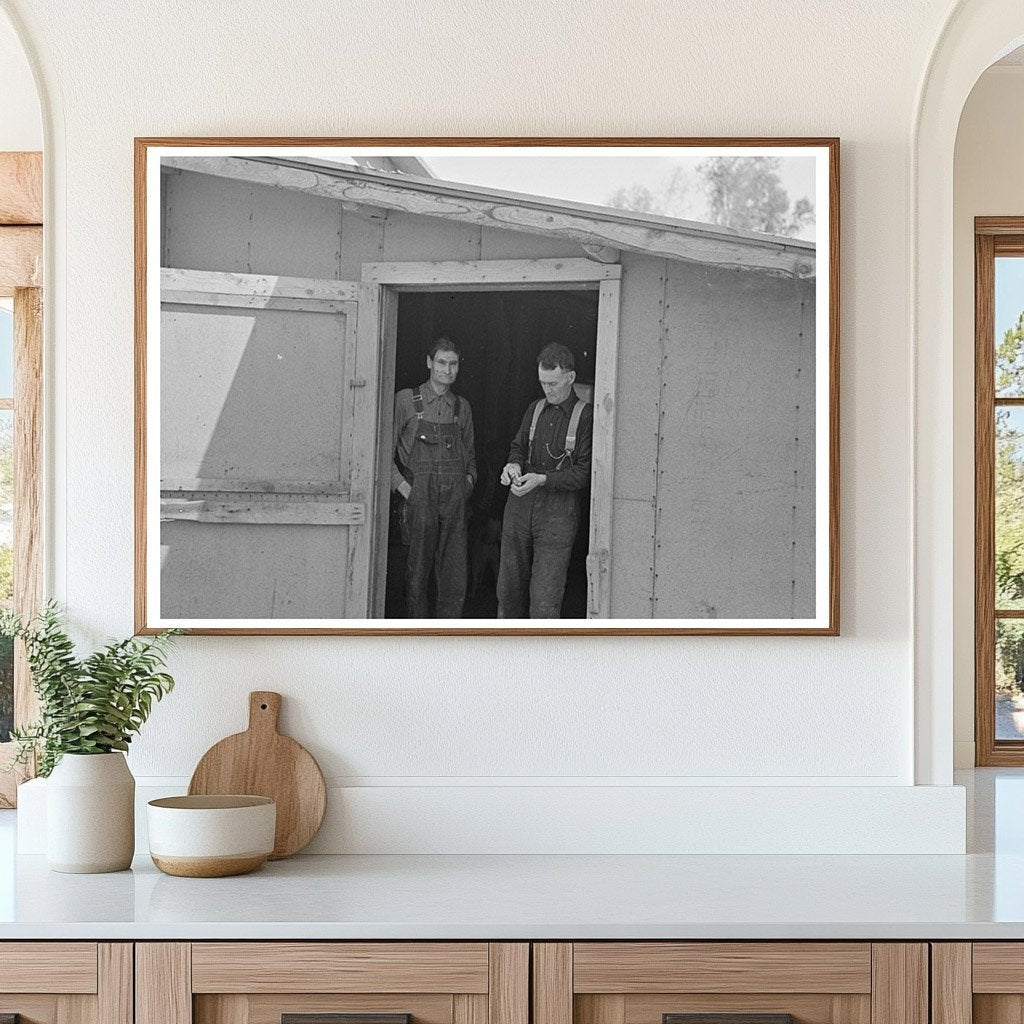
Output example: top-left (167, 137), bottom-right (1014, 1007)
top-left (1, 602), bottom-right (179, 873)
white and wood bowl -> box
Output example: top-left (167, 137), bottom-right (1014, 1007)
top-left (147, 795), bottom-right (276, 877)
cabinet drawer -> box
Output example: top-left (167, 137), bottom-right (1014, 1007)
top-left (139, 942), bottom-right (528, 1024)
top-left (0, 942), bottom-right (98, 993)
top-left (534, 943), bottom-right (926, 1024)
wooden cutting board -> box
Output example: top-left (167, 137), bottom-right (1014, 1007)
top-left (188, 691), bottom-right (326, 859)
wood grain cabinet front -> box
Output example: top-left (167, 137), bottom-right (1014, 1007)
top-left (136, 944), bottom-right (529, 1024)
top-left (933, 943), bottom-right (1024, 1024)
top-left (0, 943), bottom-right (132, 1024)
top-left (532, 944), bottom-right (929, 1024)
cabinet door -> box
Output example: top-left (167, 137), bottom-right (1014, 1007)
top-left (0, 943), bottom-right (131, 1024)
top-left (940, 943), bottom-right (1024, 1024)
top-left (137, 943), bottom-right (528, 1024)
top-left (534, 944), bottom-right (928, 1024)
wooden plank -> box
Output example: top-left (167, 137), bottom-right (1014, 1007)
top-left (575, 996), bottom-right (624, 1024)
top-left (370, 283), bottom-right (397, 617)
top-left (349, 282), bottom-right (381, 618)
top-left (363, 259), bottom-right (621, 286)
top-left (0, 153), bottom-right (42, 224)
top-left (624, 994), bottom-right (867, 1024)
top-left (534, 945), bottom-right (572, 1024)
top-left (973, 995), bottom-right (1024, 1024)
top-left (453, 995), bottom-right (488, 1024)
top-left (161, 156), bottom-right (815, 274)
top-left (572, 943), bottom-right (871, 994)
top-left (14, 287), bottom-right (43, 733)
top-left (0, 943), bottom-right (97, 994)
top-left (870, 945), bottom-right (927, 1024)
top-left (164, 292), bottom-right (353, 314)
top-left (931, 944), bottom-right (972, 1024)
top-left (162, 478), bottom-right (349, 495)
top-left (243, 994), bottom-right (453, 1024)
top-left (98, 944), bottom-right (133, 1024)
top-left (0, 226), bottom-right (42, 294)
top-left (972, 944), bottom-right (1024, 991)
top-left (977, 231), bottom-right (998, 765)
top-left (160, 498), bottom-right (364, 526)
top-left (587, 277), bottom-right (621, 618)
top-left (0, 997), bottom-right (59, 1024)
top-left (136, 944), bottom-right (191, 1024)
top-left (489, 944), bottom-right (529, 1024)
top-left (191, 942), bottom-right (489, 993)
top-left (195, 995), bottom-right (248, 1024)
top-left (977, 217), bottom-right (1024, 236)
top-left (162, 267), bottom-right (359, 304)
top-left (57, 991), bottom-right (95, 1024)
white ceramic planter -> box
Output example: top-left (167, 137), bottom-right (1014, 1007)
top-left (46, 752), bottom-right (135, 873)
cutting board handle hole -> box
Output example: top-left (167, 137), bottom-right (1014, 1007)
top-left (260, 703), bottom-right (268, 710)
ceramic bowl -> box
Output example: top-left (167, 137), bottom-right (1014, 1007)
top-left (147, 795), bottom-right (276, 877)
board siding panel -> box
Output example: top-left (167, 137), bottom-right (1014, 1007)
top-left (162, 168), bottom-right (343, 279)
top-left (480, 226), bottom-right (582, 261)
top-left (159, 298), bottom-right (359, 619)
top-left (0, 943), bottom-right (97, 993)
top-left (654, 262), bottom-right (816, 619)
top-left (381, 209), bottom-right (482, 264)
top-left (573, 943), bottom-right (871, 994)
top-left (190, 943), bottom-right (490, 993)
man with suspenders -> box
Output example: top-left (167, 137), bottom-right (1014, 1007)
top-left (497, 342), bottom-right (593, 618)
top-left (392, 338), bottom-right (476, 618)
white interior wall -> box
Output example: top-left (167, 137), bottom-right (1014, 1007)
top-left (0, 11), bottom-right (39, 151)
top-left (0, 0), bottom-right (980, 852)
top-left (952, 65), bottom-right (1024, 768)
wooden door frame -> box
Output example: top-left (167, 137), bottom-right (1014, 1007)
top-left (361, 257), bottom-right (622, 620)
top-left (976, 217), bottom-right (1024, 765)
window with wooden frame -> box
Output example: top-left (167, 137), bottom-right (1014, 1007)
top-left (0, 151), bottom-right (43, 806)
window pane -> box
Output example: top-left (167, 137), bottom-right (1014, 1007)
top-left (0, 409), bottom-right (12, 742)
top-left (997, 257), bottom-right (1024, 397)
top-left (998, 620), bottom-right (1024, 740)
top-left (996, 406), bottom-right (1024, 608)
top-left (0, 305), bottom-right (12, 398)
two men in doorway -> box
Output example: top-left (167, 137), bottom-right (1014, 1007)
top-left (391, 339), bottom-right (593, 619)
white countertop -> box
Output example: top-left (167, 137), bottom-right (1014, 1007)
top-left (1, 849), bottom-right (1023, 941)
top-left (3, 768), bottom-right (1023, 941)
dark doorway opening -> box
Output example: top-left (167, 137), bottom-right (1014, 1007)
top-left (385, 288), bottom-right (600, 619)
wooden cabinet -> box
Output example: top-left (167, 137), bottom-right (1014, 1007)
top-left (932, 943), bottom-right (1023, 1024)
top-left (0, 943), bottom-right (132, 1024)
top-left (532, 944), bottom-right (929, 1024)
top-left (136, 944), bottom-right (528, 1024)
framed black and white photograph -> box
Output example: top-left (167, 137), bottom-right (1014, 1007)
top-left (135, 137), bottom-right (838, 635)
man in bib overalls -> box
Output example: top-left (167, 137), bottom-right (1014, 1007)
top-left (391, 338), bottom-right (476, 618)
top-left (497, 343), bottom-right (593, 619)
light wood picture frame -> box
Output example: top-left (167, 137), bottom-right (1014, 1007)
top-left (135, 137), bottom-right (840, 635)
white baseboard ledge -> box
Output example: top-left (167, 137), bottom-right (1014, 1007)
top-left (17, 778), bottom-right (966, 856)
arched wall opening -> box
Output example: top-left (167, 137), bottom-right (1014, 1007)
top-left (914, 1), bottom-right (1024, 785)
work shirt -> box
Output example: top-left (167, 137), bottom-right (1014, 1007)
top-left (392, 381), bottom-right (476, 492)
top-left (507, 392), bottom-right (593, 492)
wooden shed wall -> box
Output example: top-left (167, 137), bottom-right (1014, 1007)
top-left (161, 168), bottom-right (817, 620)
top-left (609, 251), bottom-right (817, 619)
